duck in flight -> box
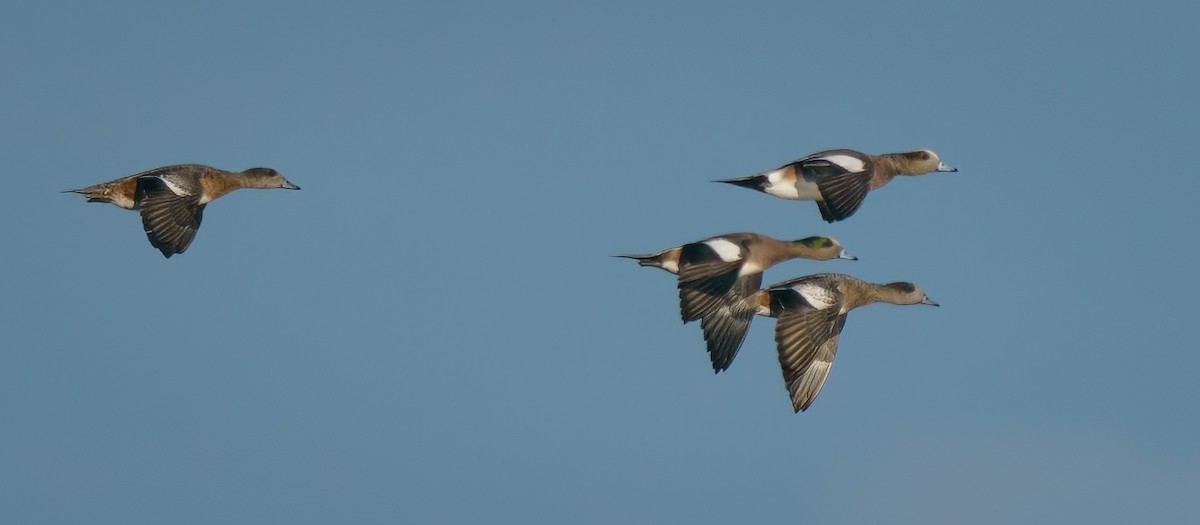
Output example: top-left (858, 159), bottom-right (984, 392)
top-left (750, 273), bottom-right (939, 412)
top-left (66, 164), bottom-right (300, 257)
top-left (716, 148), bottom-right (956, 222)
top-left (616, 233), bottom-right (856, 373)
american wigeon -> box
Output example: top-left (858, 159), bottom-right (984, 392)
top-left (749, 273), bottom-right (938, 412)
top-left (617, 233), bottom-right (856, 372)
top-left (716, 149), bottom-right (957, 222)
top-left (66, 164), bottom-right (300, 257)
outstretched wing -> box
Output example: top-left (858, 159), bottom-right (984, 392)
top-left (137, 176), bottom-right (205, 258)
top-left (675, 238), bottom-right (747, 321)
top-left (793, 151), bottom-right (873, 222)
top-left (695, 274), bottom-right (763, 372)
top-left (774, 308), bottom-right (847, 412)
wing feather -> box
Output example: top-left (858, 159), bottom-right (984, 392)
top-left (137, 176), bottom-right (205, 258)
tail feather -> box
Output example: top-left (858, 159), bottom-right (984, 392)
top-left (64, 179), bottom-right (141, 209)
top-left (612, 253), bottom-right (658, 267)
top-left (64, 186), bottom-right (112, 203)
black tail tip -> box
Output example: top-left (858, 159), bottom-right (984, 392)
top-left (715, 176), bottom-right (763, 190)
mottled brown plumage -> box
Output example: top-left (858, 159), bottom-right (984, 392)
top-left (66, 164), bottom-right (299, 257)
top-left (752, 273), bottom-right (939, 412)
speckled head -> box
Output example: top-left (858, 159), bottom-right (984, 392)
top-left (882, 281), bottom-right (939, 306)
top-left (893, 150), bottom-right (956, 175)
top-left (240, 167), bottom-right (300, 190)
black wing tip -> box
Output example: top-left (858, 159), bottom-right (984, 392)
top-left (149, 238), bottom-right (180, 258)
top-left (817, 201), bottom-right (851, 222)
top-left (708, 345), bottom-right (738, 373)
top-left (154, 244), bottom-right (188, 258)
top-left (710, 355), bottom-right (733, 374)
top-left (792, 397), bottom-right (814, 412)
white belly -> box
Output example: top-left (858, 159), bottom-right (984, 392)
top-left (111, 194), bottom-right (137, 209)
top-left (764, 177), bottom-right (822, 201)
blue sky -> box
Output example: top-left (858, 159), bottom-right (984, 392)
top-left (2, 1), bottom-right (1198, 523)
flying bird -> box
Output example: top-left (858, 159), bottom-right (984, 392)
top-left (66, 164), bottom-right (300, 257)
top-left (716, 148), bottom-right (956, 222)
top-left (751, 273), bottom-right (939, 412)
top-left (616, 233), bottom-right (856, 372)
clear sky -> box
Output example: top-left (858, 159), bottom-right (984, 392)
top-left (2, 1), bottom-right (1198, 523)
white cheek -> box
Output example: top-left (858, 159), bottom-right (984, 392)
top-left (703, 239), bottom-right (743, 262)
top-left (795, 283), bottom-right (836, 310)
top-left (819, 154), bottom-right (866, 173)
top-left (661, 260), bottom-right (679, 274)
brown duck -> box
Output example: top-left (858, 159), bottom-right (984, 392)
top-left (66, 164), bottom-right (300, 257)
top-left (716, 148), bottom-right (957, 222)
top-left (750, 273), bottom-right (939, 412)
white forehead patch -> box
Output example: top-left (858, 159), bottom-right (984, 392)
top-left (818, 154), bottom-right (866, 173)
top-left (794, 283), bottom-right (836, 310)
top-left (703, 238), bottom-right (743, 262)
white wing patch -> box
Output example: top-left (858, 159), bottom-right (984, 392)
top-left (818, 154), bottom-right (866, 173)
top-left (794, 283), bottom-right (837, 310)
top-left (157, 176), bottom-right (190, 197)
top-left (703, 238), bottom-right (743, 262)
